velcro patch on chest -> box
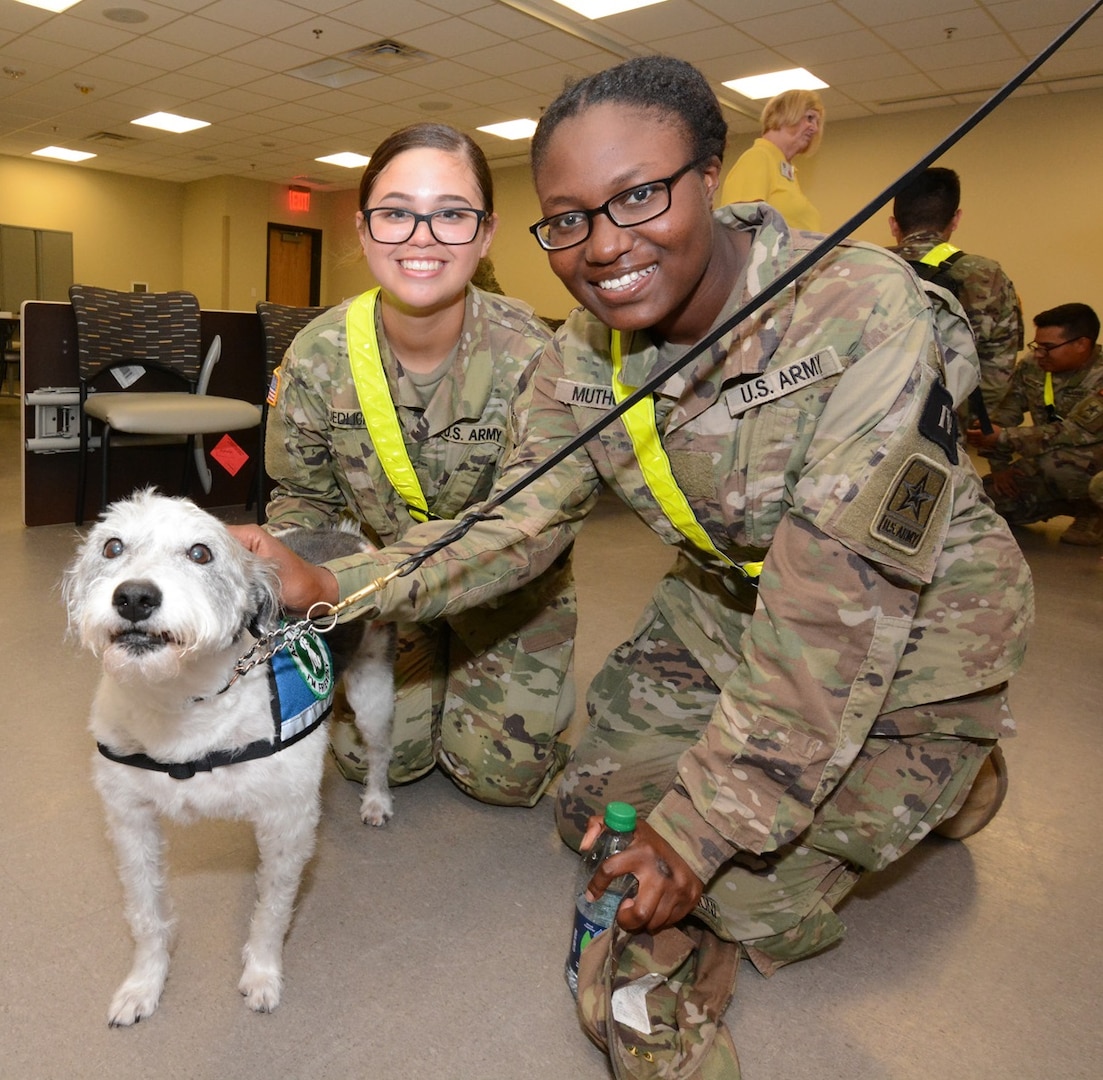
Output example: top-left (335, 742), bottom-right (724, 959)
top-left (329, 409), bottom-right (366, 428)
top-left (554, 378), bottom-right (616, 409)
top-left (870, 454), bottom-right (949, 555)
top-left (440, 423), bottom-right (505, 445)
top-left (727, 347), bottom-right (843, 417)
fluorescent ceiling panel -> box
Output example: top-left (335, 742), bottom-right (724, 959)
top-left (477, 119), bottom-right (538, 140)
top-left (14, 0), bottom-right (83, 11)
top-left (723, 68), bottom-right (829, 100)
top-left (315, 152), bottom-right (371, 168)
top-left (32, 146), bottom-right (96, 161)
top-left (131, 112), bottom-right (210, 133)
top-left (549, 0), bottom-right (667, 16)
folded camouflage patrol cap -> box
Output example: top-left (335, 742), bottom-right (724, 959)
top-left (575, 920), bottom-right (742, 1079)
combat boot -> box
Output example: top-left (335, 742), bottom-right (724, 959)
top-left (1060, 502), bottom-right (1103, 546)
top-left (934, 744), bottom-right (1008, 840)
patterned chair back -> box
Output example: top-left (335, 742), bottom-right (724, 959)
top-left (69, 285), bottom-right (203, 385)
top-left (256, 301), bottom-right (329, 381)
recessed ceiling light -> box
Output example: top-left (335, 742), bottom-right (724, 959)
top-left (14, 0), bottom-right (83, 11)
top-left (131, 112), bottom-right (210, 134)
top-left (316, 152), bottom-right (371, 168)
top-left (477, 119), bottom-right (538, 140)
top-left (33, 146), bottom-right (96, 162)
top-left (548, 0), bottom-right (667, 16)
top-left (723, 68), bottom-right (829, 100)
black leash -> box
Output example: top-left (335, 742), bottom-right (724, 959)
top-left (315, 0), bottom-right (1103, 620)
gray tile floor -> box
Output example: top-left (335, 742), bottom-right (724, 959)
top-left (2, 399), bottom-right (1100, 1080)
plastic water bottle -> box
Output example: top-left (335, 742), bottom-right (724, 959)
top-left (565, 801), bottom-right (638, 997)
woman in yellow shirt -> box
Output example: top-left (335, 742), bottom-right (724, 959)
top-left (721, 88), bottom-right (824, 230)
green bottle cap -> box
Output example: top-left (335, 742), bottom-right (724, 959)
top-left (603, 802), bottom-right (636, 832)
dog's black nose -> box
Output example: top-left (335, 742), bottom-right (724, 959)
top-left (112, 580), bottom-right (162, 624)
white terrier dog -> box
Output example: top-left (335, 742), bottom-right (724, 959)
top-left (63, 489), bottom-right (395, 1026)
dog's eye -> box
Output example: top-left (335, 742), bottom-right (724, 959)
top-left (103, 538), bottom-right (125, 559)
top-left (187, 544), bottom-right (213, 565)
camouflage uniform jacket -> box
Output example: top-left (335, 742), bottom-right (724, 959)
top-left (987, 344), bottom-right (1103, 463)
top-left (891, 229), bottom-right (1023, 409)
top-left (327, 204), bottom-right (1033, 883)
top-left (266, 285), bottom-right (555, 541)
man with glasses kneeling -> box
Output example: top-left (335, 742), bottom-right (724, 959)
top-left (967, 302), bottom-right (1103, 545)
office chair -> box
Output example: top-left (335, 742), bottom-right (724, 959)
top-left (70, 284), bottom-right (262, 526)
top-left (251, 300), bottom-right (329, 523)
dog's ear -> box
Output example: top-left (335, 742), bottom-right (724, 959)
top-left (248, 560), bottom-right (282, 637)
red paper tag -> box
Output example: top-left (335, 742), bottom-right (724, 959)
top-left (211, 434), bottom-right (250, 477)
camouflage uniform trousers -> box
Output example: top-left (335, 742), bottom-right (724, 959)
top-left (983, 448), bottom-right (1102, 524)
top-left (555, 603), bottom-right (1003, 975)
top-left (331, 564), bottom-right (577, 808)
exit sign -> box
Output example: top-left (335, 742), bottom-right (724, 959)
top-left (288, 186), bottom-right (311, 212)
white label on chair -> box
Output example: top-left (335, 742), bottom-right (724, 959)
top-left (110, 365), bottom-right (145, 388)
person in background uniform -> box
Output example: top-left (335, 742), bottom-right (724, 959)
top-left (967, 302), bottom-right (1103, 546)
top-left (235, 59), bottom-right (1032, 1072)
top-left (721, 88), bottom-right (823, 230)
top-left (263, 122), bottom-right (577, 807)
top-left (889, 167), bottom-right (1024, 418)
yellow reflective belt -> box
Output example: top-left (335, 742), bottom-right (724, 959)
top-left (919, 241), bottom-right (961, 267)
top-left (346, 288), bottom-right (432, 522)
top-left (611, 332), bottom-right (763, 579)
top-left (1043, 370), bottom-right (1055, 409)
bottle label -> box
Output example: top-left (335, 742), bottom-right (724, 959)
top-left (567, 908), bottom-right (609, 980)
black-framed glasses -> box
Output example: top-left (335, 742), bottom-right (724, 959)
top-left (363, 206), bottom-right (488, 245)
top-left (529, 159), bottom-right (703, 252)
top-left (1027, 337), bottom-right (1080, 354)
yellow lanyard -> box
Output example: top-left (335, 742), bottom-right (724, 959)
top-left (611, 332), bottom-right (763, 578)
top-left (919, 241), bottom-right (961, 267)
top-left (1042, 370), bottom-right (1060, 422)
top-left (346, 288), bottom-right (433, 522)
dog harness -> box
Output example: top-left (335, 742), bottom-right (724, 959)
top-left (97, 626), bottom-right (336, 780)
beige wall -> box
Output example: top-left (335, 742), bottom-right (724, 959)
top-left (2, 85), bottom-right (1100, 325)
top-left (0, 154), bottom-right (182, 294)
top-left (484, 163), bottom-right (576, 320)
top-left (753, 87), bottom-right (1102, 323)
top-left (323, 188), bottom-right (370, 306)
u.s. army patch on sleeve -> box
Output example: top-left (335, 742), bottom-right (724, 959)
top-left (870, 454), bottom-right (949, 555)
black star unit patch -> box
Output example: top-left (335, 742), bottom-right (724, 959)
top-left (870, 454), bottom-right (949, 555)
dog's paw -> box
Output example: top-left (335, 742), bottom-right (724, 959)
top-left (359, 787), bottom-right (393, 827)
top-left (107, 978), bottom-right (164, 1028)
top-left (239, 965), bottom-right (283, 1013)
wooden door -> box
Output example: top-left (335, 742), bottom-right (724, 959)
top-left (266, 224), bottom-right (321, 305)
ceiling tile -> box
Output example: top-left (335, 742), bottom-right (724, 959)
top-left (0, 0), bottom-right (1097, 188)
